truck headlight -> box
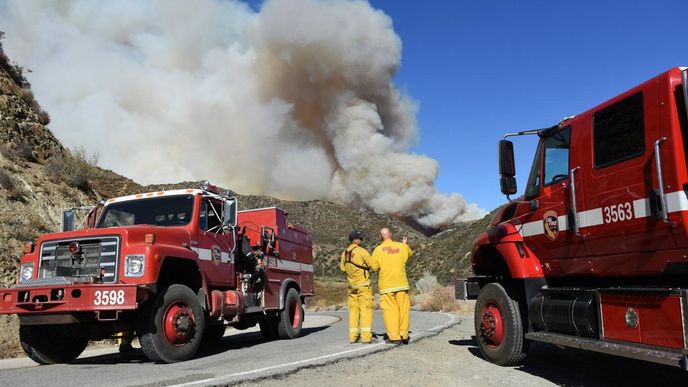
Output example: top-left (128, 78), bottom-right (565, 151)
top-left (20, 263), bottom-right (34, 282)
top-left (125, 254), bottom-right (145, 277)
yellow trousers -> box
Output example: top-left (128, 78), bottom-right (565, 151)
top-left (380, 290), bottom-right (410, 341)
top-left (348, 286), bottom-right (374, 342)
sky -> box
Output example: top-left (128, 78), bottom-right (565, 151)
top-left (364, 0), bottom-right (688, 212)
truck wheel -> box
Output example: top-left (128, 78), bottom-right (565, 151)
top-left (277, 288), bottom-right (303, 339)
top-left (259, 317), bottom-right (279, 340)
top-left (19, 324), bottom-right (88, 364)
top-left (474, 282), bottom-right (527, 366)
top-left (139, 284), bottom-right (205, 363)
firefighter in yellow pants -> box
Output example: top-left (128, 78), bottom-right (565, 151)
top-left (340, 230), bottom-right (375, 344)
top-left (370, 228), bottom-right (413, 345)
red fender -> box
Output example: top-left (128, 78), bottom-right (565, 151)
top-left (472, 223), bottom-right (544, 279)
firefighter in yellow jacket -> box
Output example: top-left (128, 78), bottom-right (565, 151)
top-left (340, 230), bottom-right (375, 344)
top-left (370, 227), bottom-right (413, 345)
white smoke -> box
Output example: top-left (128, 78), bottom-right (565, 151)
top-left (0, 0), bottom-right (486, 227)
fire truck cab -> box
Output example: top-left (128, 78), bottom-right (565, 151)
top-left (460, 67), bottom-right (688, 369)
top-left (0, 182), bottom-right (314, 364)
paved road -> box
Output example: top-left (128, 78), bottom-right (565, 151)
top-left (0, 310), bottom-right (457, 387)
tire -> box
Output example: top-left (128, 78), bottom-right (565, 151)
top-left (138, 284), bottom-right (205, 363)
top-left (201, 323), bottom-right (226, 347)
top-left (474, 282), bottom-right (528, 366)
top-left (259, 317), bottom-right (279, 340)
top-left (277, 288), bottom-right (303, 339)
top-left (19, 324), bottom-right (88, 364)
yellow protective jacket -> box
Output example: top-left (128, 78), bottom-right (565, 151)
top-left (340, 244), bottom-right (372, 289)
top-left (370, 240), bottom-right (413, 294)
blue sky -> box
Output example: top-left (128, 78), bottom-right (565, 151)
top-left (365, 0), bottom-right (688, 212)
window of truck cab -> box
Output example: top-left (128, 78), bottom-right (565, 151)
top-left (199, 198), bottom-right (223, 232)
top-left (543, 127), bottom-right (571, 186)
top-left (525, 127), bottom-right (571, 199)
top-left (97, 195), bottom-right (194, 228)
top-left (524, 141), bottom-right (543, 200)
top-left (593, 92), bottom-right (644, 168)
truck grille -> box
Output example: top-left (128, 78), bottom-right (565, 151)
top-left (39, 237), bottom-right (120, 283)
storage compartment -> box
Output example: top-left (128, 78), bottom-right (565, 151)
top-left (600, 292), bottom-right (684, 349)
top-left (237, 207), bottom-right (312, 263)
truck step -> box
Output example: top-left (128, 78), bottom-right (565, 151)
top-left (525, 331), bottom-right (687, 369)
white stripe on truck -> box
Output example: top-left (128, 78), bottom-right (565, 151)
top-left (517, 189), bottom-right (688, 238)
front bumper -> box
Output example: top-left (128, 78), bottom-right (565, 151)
top-left (454, 278), bottom-right (481, 300)
top-left (0, 283), bottom-right (140, 315)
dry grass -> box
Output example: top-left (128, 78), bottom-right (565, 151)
top-left (413, 286), bottom-right (465, 312)
top-left (0, 315), bottom-right (20, 359)
top-left (45, 147), bottom-right (98, 191)
top-left (307, 279), bottom-right (348, 310)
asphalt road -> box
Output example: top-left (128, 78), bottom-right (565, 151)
top-left (0, 310), bottom-right (457, 387)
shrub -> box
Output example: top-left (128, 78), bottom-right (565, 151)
top-left (415, 286), bottom-right (463, 312)
top-left (0, 170), bottom-right (24, 200)
top-left (36, 109), bottom-right (50, 125)
top-left (0, 142), bottom-right (36, 162)
top-left (0, 145), bottom-right (14, 161)
top-left (0, 32), bottom-right (29, 88)
top-left (15, 142), bottom-right (35, 162)
top-left (45, 147), bottom-right (98, 191)
top-left (415, 271), bottom-right (440, 294)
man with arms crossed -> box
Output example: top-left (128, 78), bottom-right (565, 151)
top-left (340, 230), bottom-right (375, 344)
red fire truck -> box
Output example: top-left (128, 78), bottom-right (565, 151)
top-left (0, 182), bottom-right (314, 363)
top-left (458, 67), bottom-right (688, 369)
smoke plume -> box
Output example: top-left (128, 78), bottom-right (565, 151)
top-left (0, 0), bottom-right (485, 227)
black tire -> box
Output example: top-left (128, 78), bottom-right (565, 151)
top-left (201, 323), bottom-right (226, 347)
top-left (138, 284), bottom-right (205, 363)
top-left (474, 282), bottom-right (528, 366)
top-left (19, 324), bottom-right (88, 364)
top-left (277, 288), bottom-right (303, 339)
top-left (259, 317), bottom-right (279, 340)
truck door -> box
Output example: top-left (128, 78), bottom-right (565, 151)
top-left (576, 88), bottom-right (676, 258)
top-left (196, 198), bottom-right (234, 285)
top-left (518, 126), bottom-right (588, 263)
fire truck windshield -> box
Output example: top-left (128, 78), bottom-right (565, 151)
top-left (96, 195), bottom-right (194, 228)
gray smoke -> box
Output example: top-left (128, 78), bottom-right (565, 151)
top-left (0, 0), bottom-right (485, 227)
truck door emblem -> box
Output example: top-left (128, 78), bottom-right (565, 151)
top-left (211, 247), bottom-right (222, 265)
top-left (543, 211), bottom-right (559, 241)
top-left (625, 307), bottom-right (639, 328)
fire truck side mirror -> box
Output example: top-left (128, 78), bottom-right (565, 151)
top-left (61, 209), bottom-right (76, 232)
top-left (500, 176), bottom-right (517, 196)
top-left (499, 140), bottom-right (516, 177)
top-left (223, 198), bottom-right (238, 229)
